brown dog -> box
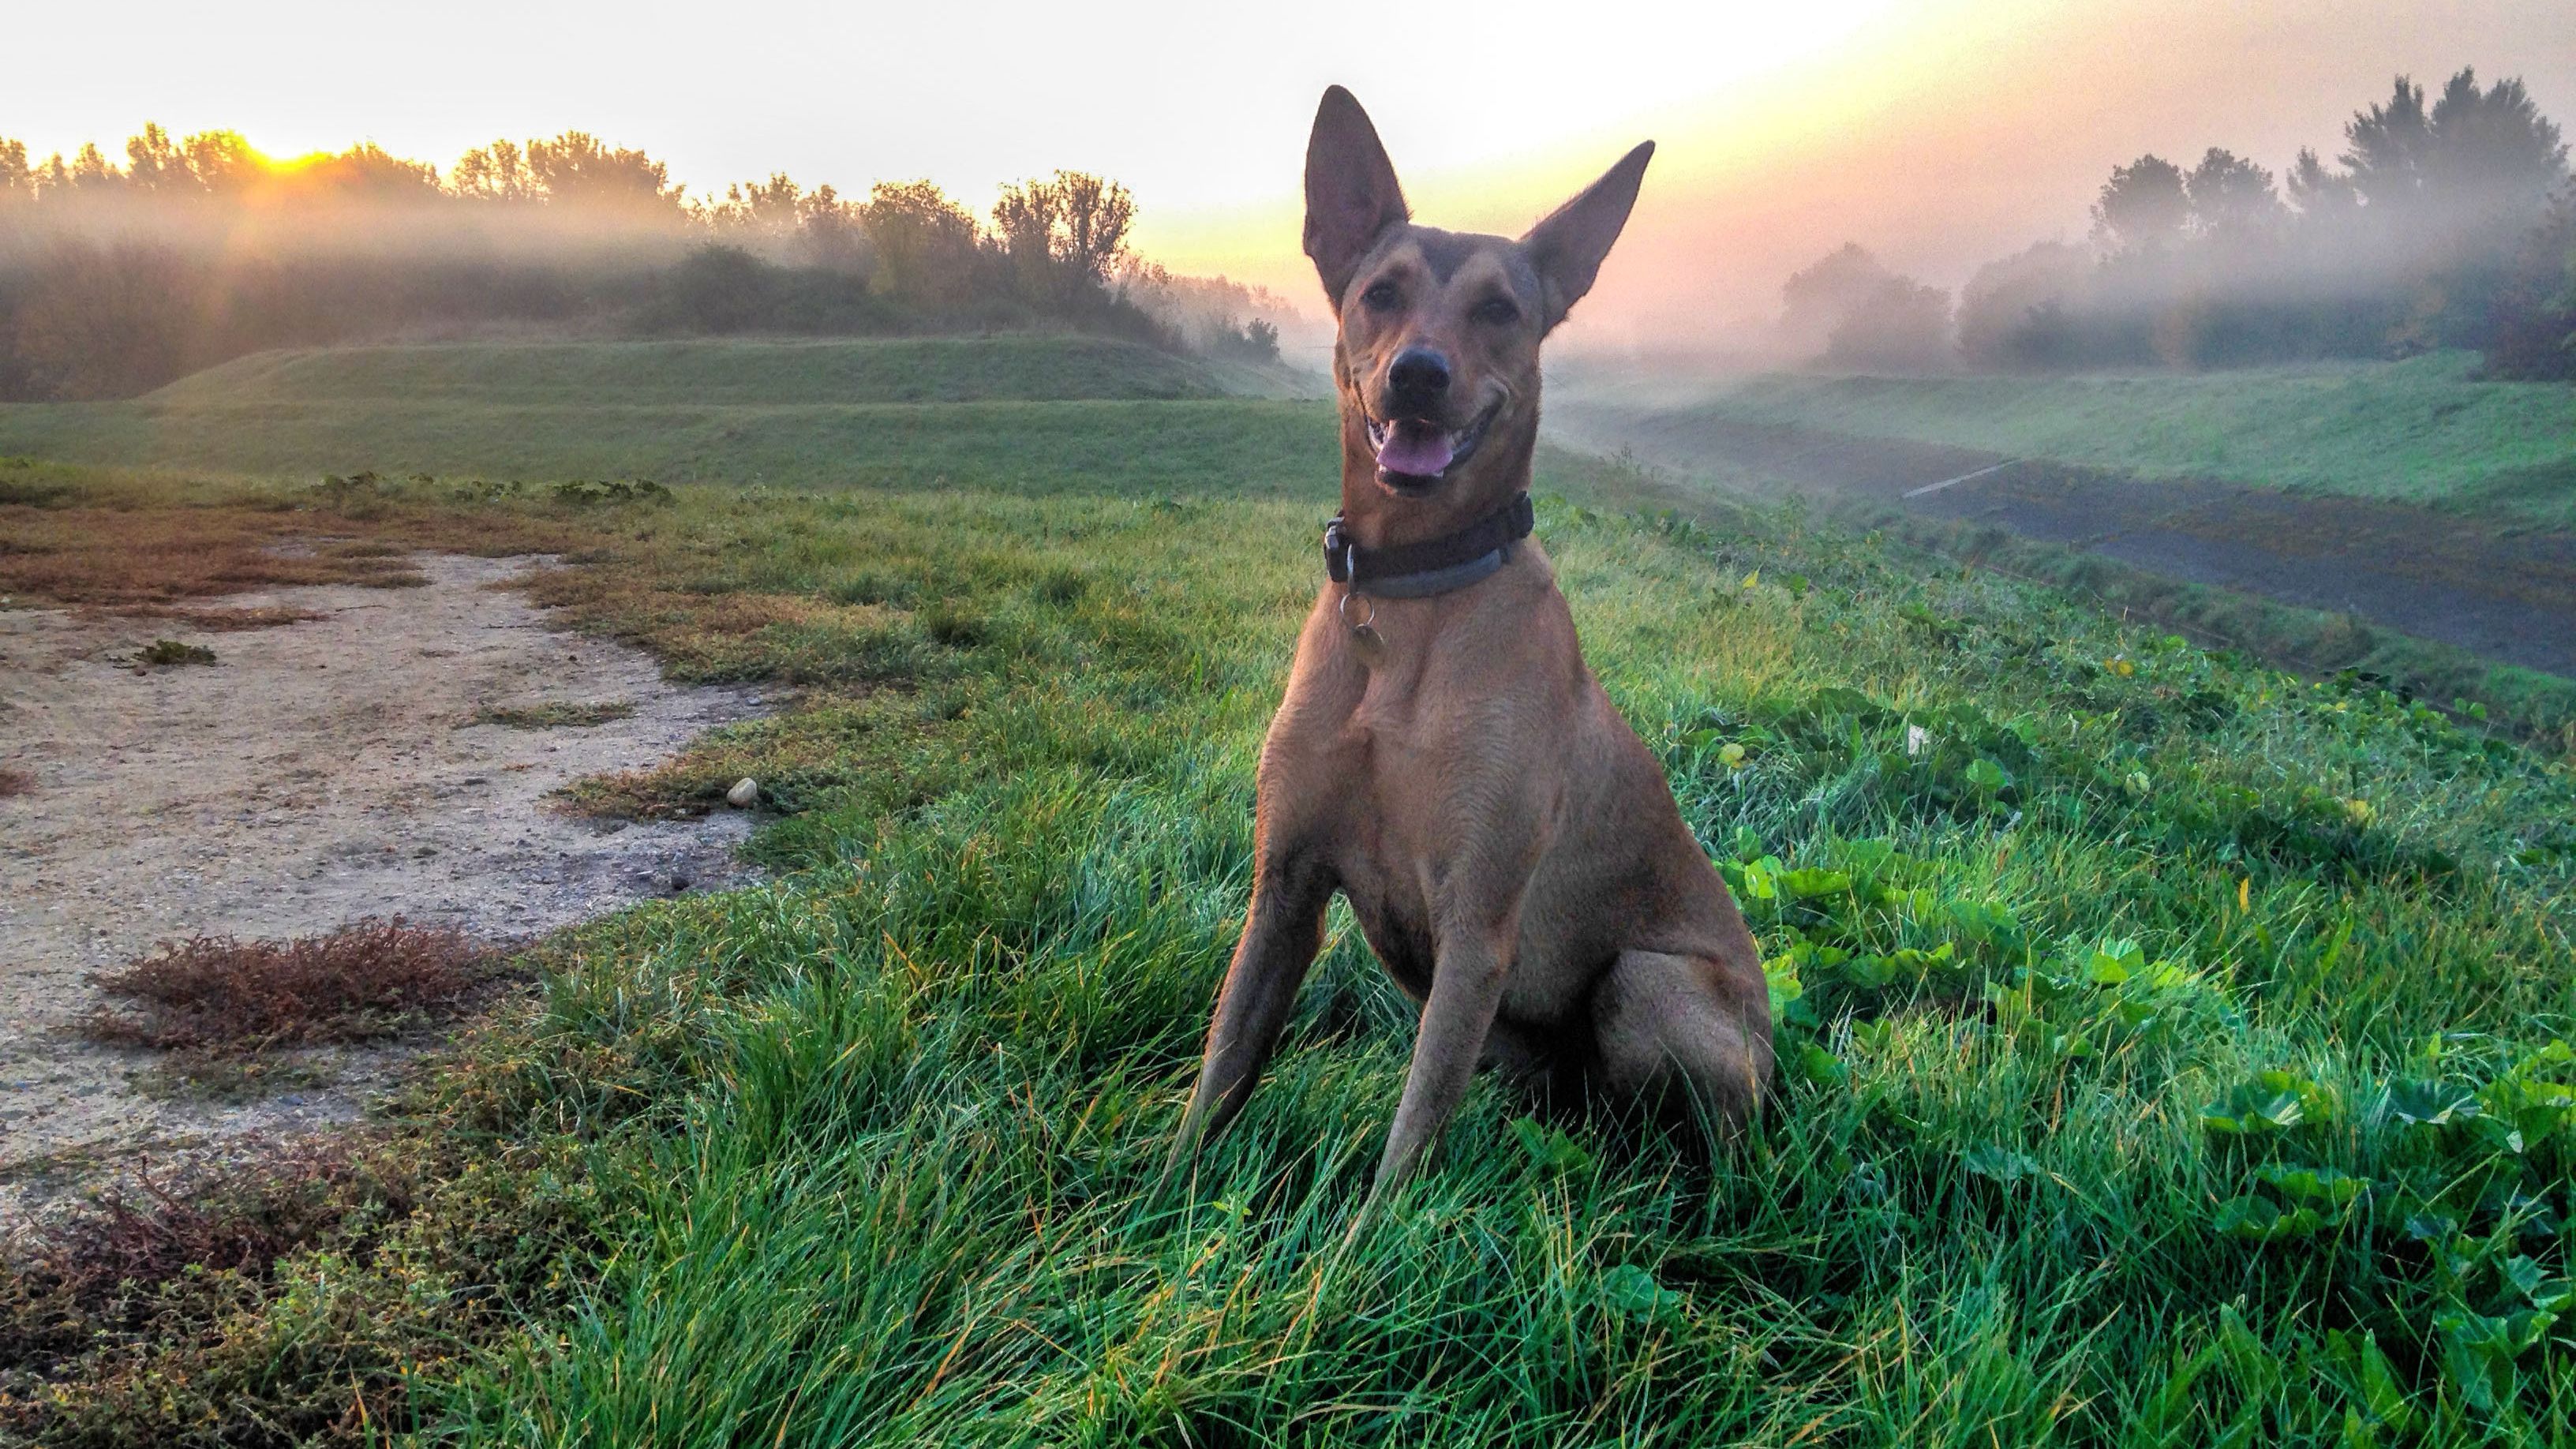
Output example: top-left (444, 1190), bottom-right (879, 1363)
top-left (1169, 88), bottom-right (1773, 1198)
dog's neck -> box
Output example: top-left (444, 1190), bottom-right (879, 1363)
top-left (1334, 404), bottom-right (1536, 552)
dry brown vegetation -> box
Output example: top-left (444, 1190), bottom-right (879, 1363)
top-left (0, 1124), bottom-right (594, 1448)
top-left (84, 919), bottom-right (496, 1051)
top-left (0, 768), bottom-right (32, 797)
top-left (0, 1140), bottom-right (393, 1384)
top-left (0, 467), bottom-right (605, 609)
top-left (0, 503), bottom-right (429, 603)
top-left (6, 1141), bottom-right (382, 1327)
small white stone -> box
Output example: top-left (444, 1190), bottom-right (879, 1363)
top-left (725, 777), bottom-right (760, 809)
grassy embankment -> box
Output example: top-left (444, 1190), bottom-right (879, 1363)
top-left (1664, 352), bottom-right (2576, 526)
top-left (0, 335), bottom-right (1327, 492)
top-left (2, 337), bottom-right (2573, 1445)
top-left (9, 337), bottom-right (2570, 738)
top-left (1558, 353), bottom-right (2576, 739)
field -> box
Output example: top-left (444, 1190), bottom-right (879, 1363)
top-left (4, 337), bottom-right (2575, 1446)
top-left (1592, 352), bottom-right (2576, 526)
top-left (0, 336), bottom-right (1331, 492)
top-left (148, 336), bottom-right (1320, 407)
top-left (1552, 357), bottom-right (2576, 742)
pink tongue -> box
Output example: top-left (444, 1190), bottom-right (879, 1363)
top-left (1376, 421), bottom-right (1454, 477)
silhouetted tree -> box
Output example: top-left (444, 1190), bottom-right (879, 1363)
top-left (2185, 148), bottom-right (2284, 244)
top-left (0, 138), bottom-right (31, 208)
top-left (525, 132), bottom-right (681, 215)
top-left (2285, 147), bottom-right (2358, 219)
top-left (123, 123), bottom-right (190, 193)
top-left (993, 171), bottom-right (1135, 302)
top-left (1780, 242), bottom-right (1896, 355)
top-left (1956, 241), bottom-right (2098, 369)
top-left (863, 180), bottom-right (984, 304)
top-left (792, 185), bottom-right (869, 273)
top-left (450, 140), bottom-right (537, 203)
top-left (706, 173), bottom-right (804, 237)
top-left (69, 143), bottom-right (118, 191)
top-left (184, 131), bottom-right (258, 192)
top-left (0, 118), bottom-right (1199, 397)
top-left (1778, 243), bottom-right (1949, 369)
top-left (305, 144), bottom-right (440, 201)
top-left (2091, 155), bottom-right (2191, 256)
top-left (1825, 275), bottom-right (1953, 371)
top-left (2480, 185), bottom-right (2576, 378)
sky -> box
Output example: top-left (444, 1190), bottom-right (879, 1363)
top-left (10, 0), bottom-right (2575, 354)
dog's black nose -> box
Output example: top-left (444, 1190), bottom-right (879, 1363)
top-left (1386, 346), bottom-right (1451, 407)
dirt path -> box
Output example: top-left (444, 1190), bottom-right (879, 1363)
top-left (1552, 405), bottom-right (2576, 680)
top-left (0, 555), bottom-right (763, 1226)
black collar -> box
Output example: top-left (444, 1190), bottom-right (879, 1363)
top-left (1323, 492), bottom-right (1535, 599)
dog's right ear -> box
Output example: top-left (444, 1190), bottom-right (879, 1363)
top-left (1304, 86), bottom-right (1409, 307)
top-left (1520, 140), bottom-right (1654, 334)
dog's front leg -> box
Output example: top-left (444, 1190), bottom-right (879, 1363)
top-left (1371, 915), bottom-right (1517, 1195)
top-left (1166, 852), bottom-right (1333, 1180)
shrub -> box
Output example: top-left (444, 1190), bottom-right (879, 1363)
top-left (84, 919), bottom-right (493, 1050)
top-left (133, 638), bottom-right (215, 666)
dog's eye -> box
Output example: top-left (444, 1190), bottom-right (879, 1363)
top-left (1361, 281), bottom-right (1402, 312)
top-left (1473, 297), bottom-right (1520, 327)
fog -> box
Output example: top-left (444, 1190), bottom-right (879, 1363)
top-left (1565, 66), bottom-right (2576, 382)
top-left (0, 130), bottom-right (1318, 400)
top-left (3, 54), bottom-right (2570, 401)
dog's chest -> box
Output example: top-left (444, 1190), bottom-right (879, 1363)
top-left (1317, 673), bottom-right (1548, 999)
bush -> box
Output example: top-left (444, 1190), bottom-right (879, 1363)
top-left (84, 919), bottom-right (493, 1050)
top-left (2480, 189), bottom-right (2576, 379)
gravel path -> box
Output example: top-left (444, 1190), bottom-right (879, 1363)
top-left (0, 555), bottom-right (763, 1226)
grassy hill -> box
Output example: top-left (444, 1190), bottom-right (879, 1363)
top-left (0, 335), bottom-right (1334, 494)
top-left (1619, 352), bottom-right (2576, 525)
top-left (148, 335), bottom-right (1320, 407)
top-left (0, 395), bottom-right (1339, 496)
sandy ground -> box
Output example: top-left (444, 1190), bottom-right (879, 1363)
top-left (0, 555), bottom-right (764, 1226)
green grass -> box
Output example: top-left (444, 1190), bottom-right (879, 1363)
top-left (0, 395), bottom-right (1339, 493)
top-left (471, 700), bottom-right (637, 729)
top-left (6, 340), bottom-right (2574, 1444)
top-left (148, 335), bottom-right (1322, 409)
top-left (0, 334), bottom-right (1331, 492)
top-left (443, 477), bottom-right (2570, 1446)
top-left (1657, 353), bottom-right (2576, 524)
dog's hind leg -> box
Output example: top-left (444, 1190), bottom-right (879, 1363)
top-left (1589, 949), bottom-right (1773, 1126)
top-left (1167, 856), bottom-right (1334, 1177)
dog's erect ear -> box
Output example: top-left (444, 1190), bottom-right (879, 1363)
top-left (1519, 140), bottom-right (1654, 333)
top-left (1304, 86), bottom-right (1409, 305)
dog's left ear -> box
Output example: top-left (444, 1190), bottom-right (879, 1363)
top-left (1519, 140), bottom-right (1654, 333)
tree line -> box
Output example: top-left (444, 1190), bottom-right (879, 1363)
top-left (0, 128), bottom-right (1288, 400)
top-left (1777, 68), bottom-right (2576, 378)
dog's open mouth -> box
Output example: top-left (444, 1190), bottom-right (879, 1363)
top-left (1368, 402), bottom-right (1499, 491)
